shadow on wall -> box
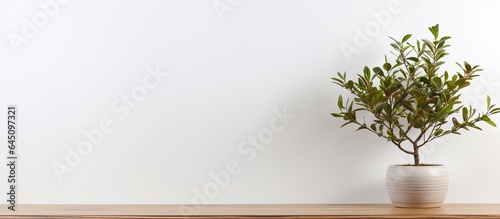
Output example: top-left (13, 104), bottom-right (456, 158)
top-left (329, 132), bottom-right (392, 202)
top-left (293, 89), bottom-right (392, 203)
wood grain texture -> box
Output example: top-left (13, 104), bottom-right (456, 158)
top-left (2, 216), bottom-right (500, 218)
top-left (1, 204), bottom-right (500, 219)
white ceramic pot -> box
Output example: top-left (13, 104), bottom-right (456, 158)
top-left (386, 164), bottom-right (449, 208)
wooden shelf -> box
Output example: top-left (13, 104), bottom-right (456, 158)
top-left (1, 204), bottom-right (500, 218)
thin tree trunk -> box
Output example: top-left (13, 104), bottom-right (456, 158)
top-left (413, 143), bottom-right (420, 165)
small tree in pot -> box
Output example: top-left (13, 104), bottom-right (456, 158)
top-left (331, 24), bottom-right (500, 207)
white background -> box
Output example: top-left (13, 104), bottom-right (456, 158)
top-left (1, 0), bottom-right (500, 204)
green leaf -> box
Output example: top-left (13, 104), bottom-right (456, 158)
top-left (347, 80), bottom-right (354, 88)
top-left (440, 36), bottom-right (451, 41)
top-left (487, 95), bottom-right (491, 109)
top-left (413, 120), bottom-right (423, 128)
top-left (422, 56), bottom-right (432, 66)
top-left (482, 116), bottom-right (497, 127)
top-left (375, 103), bottom-right (389, 114)
top-left (337, 72), bottom-right (344, 79)
top-left (383, 63), bottom-right (392, 72)
top-left (422, 39), bottom-right (434, 52)
top-left (462, 107), bottom-right (468, 121)
top-left (434, 98), bottom-right (442, 111)
top-left (433, 77), bottom-right (443, 87)
top-left (402, 34), bottom-right (412, 43)
top-left (419, 77), bottom-right (430, 84)
top-left (363, 66), bottom-right (371, 79)
top-left (408, 66), bottom-right (416, 74)
top-left (442, 130), bottom-right (451, 135)
top-left (372, 90), bottom-right (384, 102)
top-left (452, 117), bottom-right (460, 127)
top-left (340, 122), bottom-right (351, 128)
top-left (436, 60), bottom-right (446, 66)
top-left (429, 24), bottom-right (439, 39)
top-left (402, 101), bottom-right (414, 111)
top-left (406, 57), bottom-right (419, 62)
top-left (358, 78), bottom-right (366, 87)
top-left (337, 95), bottom-right (344, 109)
top-left (432, 104), bottom-right (453, 122)
top-left (389, 36), bottom-right (398, 43)
top-left (406, 113), bottom-right (412, 123)
top-left (434, 129), bottom-right (443, 136)
top-left (331, 113), bottom-right (343, 118)
top-left (491, 107), bottom-right (500, 114)
top-left (370, 124), bottom-right (377, 131)
top-left (437, 40), bottom-right (445, 48)
top-left (356, 125), bottom-right (367, 131)
top-left (465, 62), bottom-right (472, 72)
top-left (373, 67), bottom-right (384, 77)
top-left (390, 43), bottom-right (399, 50)
top-left (469, 124), bottom-right (483, 131)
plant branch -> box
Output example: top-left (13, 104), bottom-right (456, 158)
top-left (391, 140), bottom-right (414, 155)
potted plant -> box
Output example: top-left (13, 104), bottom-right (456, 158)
top-left (331, 24), bottom-right (500, 208)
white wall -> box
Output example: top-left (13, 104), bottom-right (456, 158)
top-left (1, 0), bottom-right (500, 204)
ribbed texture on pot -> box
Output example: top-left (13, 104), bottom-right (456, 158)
top-left (386, 165), bottom-right (449, 208)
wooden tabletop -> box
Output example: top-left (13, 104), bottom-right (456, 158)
top-left (1, 204), bottom-right (500, 218)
